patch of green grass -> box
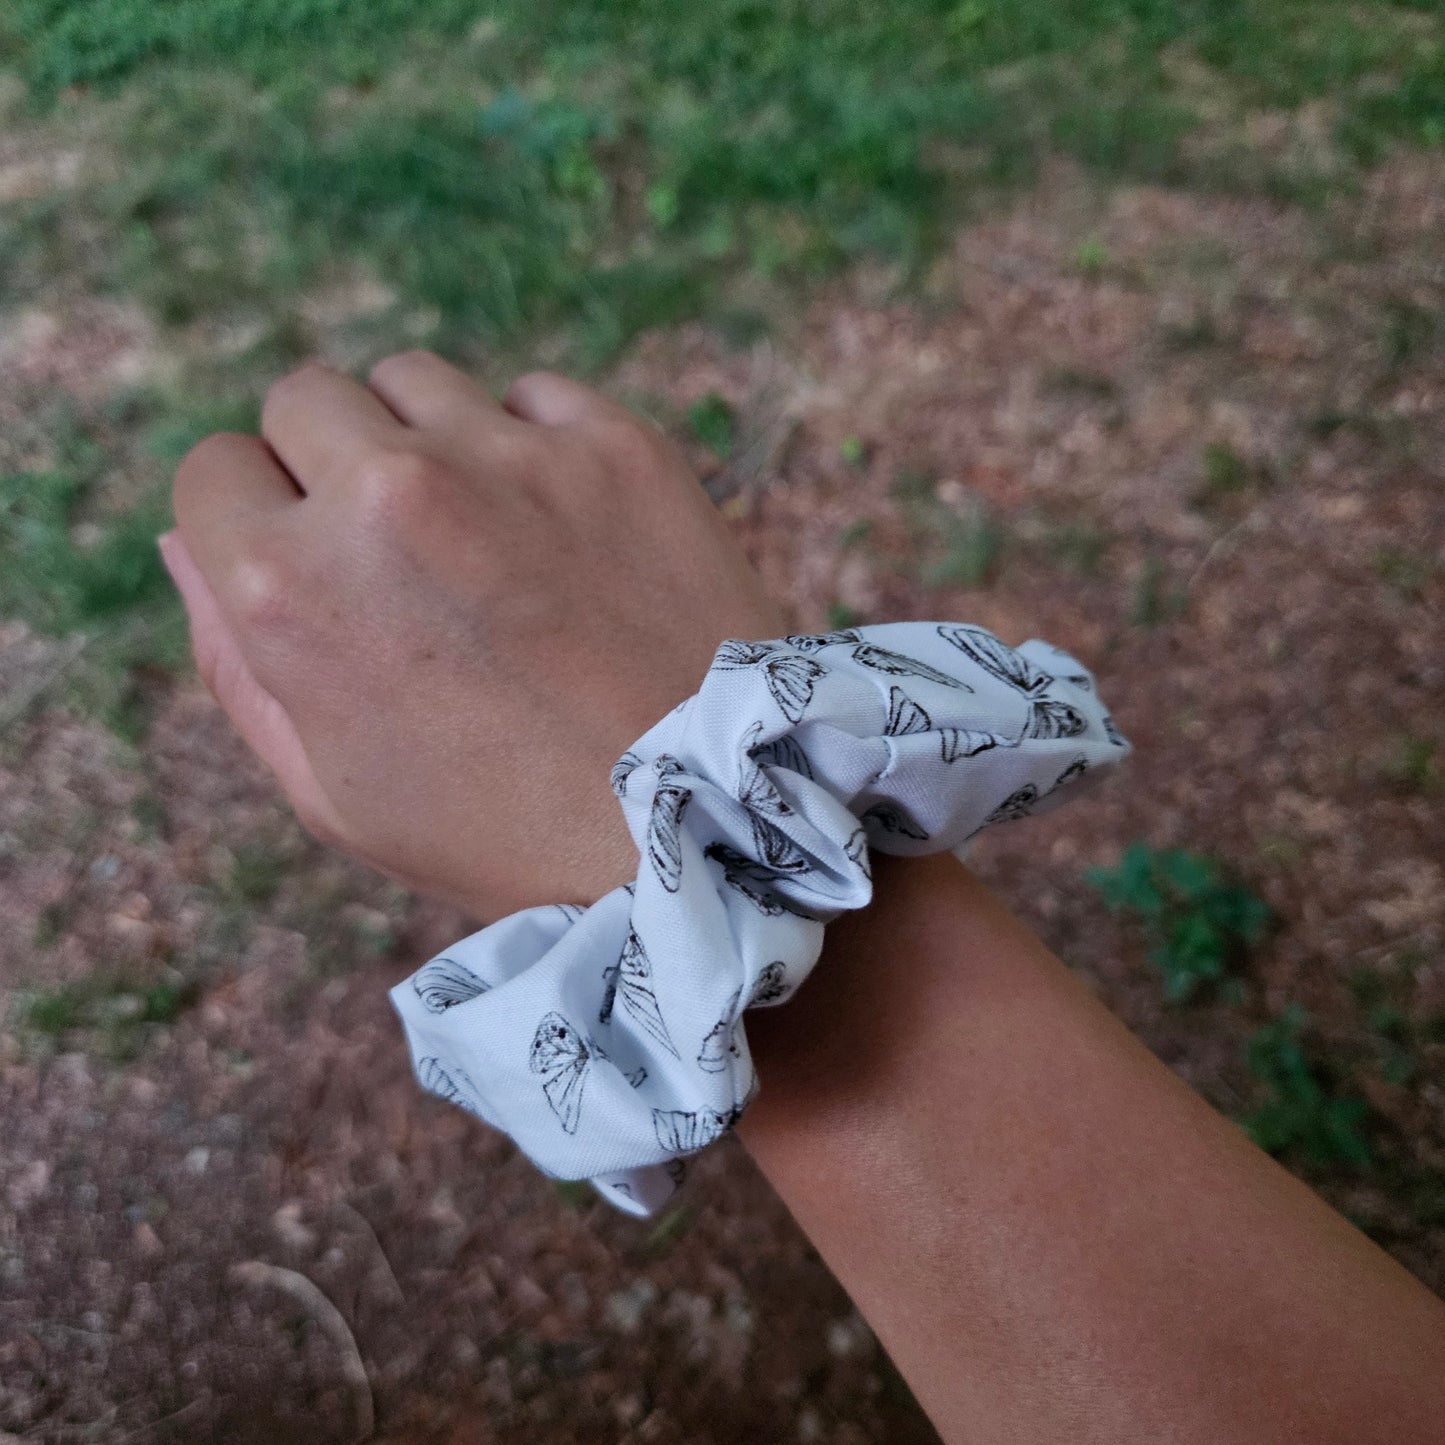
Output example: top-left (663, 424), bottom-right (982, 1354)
top-left (1243, 1005), bottom-right (1373, 1168)
top-left (1088, 842), bottom-right (1272, 1003)
top-left (5, 1), bottom-right (1441, 385)
top-left (18, 972), bottom-right (199, 1052)
top-left (686, 392), bottom-right (737, 459)
top-left (0, 435), bottom-right (185, 736)
top-left (826, 602), bottom-right (859, 630)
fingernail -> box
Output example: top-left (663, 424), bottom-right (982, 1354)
top-left (156, 529), bottom-right (179, 580)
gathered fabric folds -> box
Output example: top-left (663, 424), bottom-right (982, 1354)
top-left (390, 622), bottom-right (1130, 1215)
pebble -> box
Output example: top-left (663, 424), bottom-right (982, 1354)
top-left (271, 1200), bottom-right (317, 1252)
top-left (604, 1279), bottom-right (658, 1335)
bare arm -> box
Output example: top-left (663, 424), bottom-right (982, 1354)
top-left (742, 852), bottom-right (1445, 1444)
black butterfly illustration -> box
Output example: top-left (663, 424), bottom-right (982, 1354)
top-left (749, 961), bottom-right (792, 1007)
top-left (750, 732), bottom-right (816, 782)
top-left (625, 1066), bottom-right (648, 1089)
top-left (647, 781), bottom-right (692, 893)
top-left (418, 1056), bottom-right (484, 1116)
top-left (861, 801), bottom-right (929, 841)
top-left (986, 784), bottom-right (1040, 824)
top-left (763, 654), bottom-right (827, 723)
top-left (716, 641), bottom-right (827, 723)
top-left (739, 722), bottom-right (793, 817)
top-left (1102, 714), bottom-right (1128, 748)
top-left (553, 902), bottom-right (585, 924)
top-left (698, 987), bottom-right (743, 1074)
top-left (716, 640), bottom-right (777, 667)
top-left (850, 643), bottom-right (969, 690)
top-left (749, 811), bottom-right (812, 875)
top-left (785, 629), bottom-right (863, 652)
top-left (1063, 672), bottom-right (1094, 693)
top-left (652, 1107), bottom-right (733, 1154)
top-left (610, 750), bottom-right (643, 798)
top-left (884, 685), bottom-right (933, 737)
top-left (939, 727), bottom-right (1008, 764)
top-left (654, 753), bottom-right (686, 779)
top-left (704, 841), bottom-right (810, 917)
top-left (529, 1012), bottom-right (591, 1134)
top-left (1053, 758), bottom-right (1088, 790)
top-left (936, 624), bottom-right (1052, 696)
top-left (1025, 699), bottom-right (1087, 740)
top-left (599, 926), bottom-right (680, 1059)
top-left (844, 826), bottom-right (872, 880)
top-left (413, 957), bottom-right (489, 1014)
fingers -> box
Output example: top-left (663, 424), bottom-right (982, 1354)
top-left (503, 370), bottom-right (636, 430)
top-left (261, 361), bottom-right (406, 494)
top-left (368, 349), bottom-right (505, 430)
top-left (172, 432), bottom-right (299, 592)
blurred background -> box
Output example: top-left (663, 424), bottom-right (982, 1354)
top-left (1, 2), bottom-right (1442, 1441)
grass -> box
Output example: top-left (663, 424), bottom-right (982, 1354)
top-left (1088, 842), bottom-right (1273, 1003)
top-left (1243, 1005), bottom-right (1374, 1167)
top-left (3, 2), bottom-right (1443, 377)
top-left (17, 972), bottom-right (199, 1058)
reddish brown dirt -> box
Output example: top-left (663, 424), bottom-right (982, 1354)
top-left (2, 155), bottom-right (1442, 1442)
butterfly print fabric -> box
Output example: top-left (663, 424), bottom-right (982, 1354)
top-left (391, 622), bottom-right (1129, 1216)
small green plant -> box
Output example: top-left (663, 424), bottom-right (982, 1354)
top-left (826, 602), bottom-right (859, 630)
top-left (1087, 843), bottom-right (1272, 1002)
top-left (1131, 554), bottom-right (1186, 627)
top-left (686, 393), bottom-right (736, 459)
top-left (1196, 441), bottom-right (1249, 505)
top-left (930, 500), bottom-right (1004, 589)
top-left (1075, 236), bottom-right (1109, 274)
top-left (1044, 520), bottom-right (1109, 577)
top-left (1382, 735), bottom-right (1438, 795)
top-left (1243, 1006), bottom-right (1373, 1168)
top-left (1374, 547), bottom-right (1433, 602)
top-left (839, 436), bottom-right (868, 468)
top-left (18, 974), bottom-right (198, 1051)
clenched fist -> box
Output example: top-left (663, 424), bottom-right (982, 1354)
top-left (165, 354), bottom-right (783, 917)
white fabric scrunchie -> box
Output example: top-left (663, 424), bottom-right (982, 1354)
top-left (390, 622), bottom-right (1129, 1215)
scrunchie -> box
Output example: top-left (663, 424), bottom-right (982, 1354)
top-left (390, 623), bottom-right (1129, 1215)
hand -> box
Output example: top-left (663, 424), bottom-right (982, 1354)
top-left (165, 353), bottom-right (784, 918)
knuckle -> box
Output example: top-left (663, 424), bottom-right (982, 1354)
top-left (230, 555), bottom-right (296, 633)
top-left (595, 415), bottom-right (667, 476)
top-left (356, 448), bottom-right (448, 520)
top-left (263, 361), bottom-right (327, 417)
top-left (369, 349), bottom-right (437, 385)
top-left (173, 431), bottom-right (247, 492)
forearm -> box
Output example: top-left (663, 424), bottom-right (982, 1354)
top-left (739, 853), bottom-right (1445, 1444)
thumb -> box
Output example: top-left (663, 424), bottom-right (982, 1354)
top-left (158, 529), bottom-right (348, 846)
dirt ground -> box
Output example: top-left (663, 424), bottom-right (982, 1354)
top-left (2, 155), bottom-right (1443, 1443)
